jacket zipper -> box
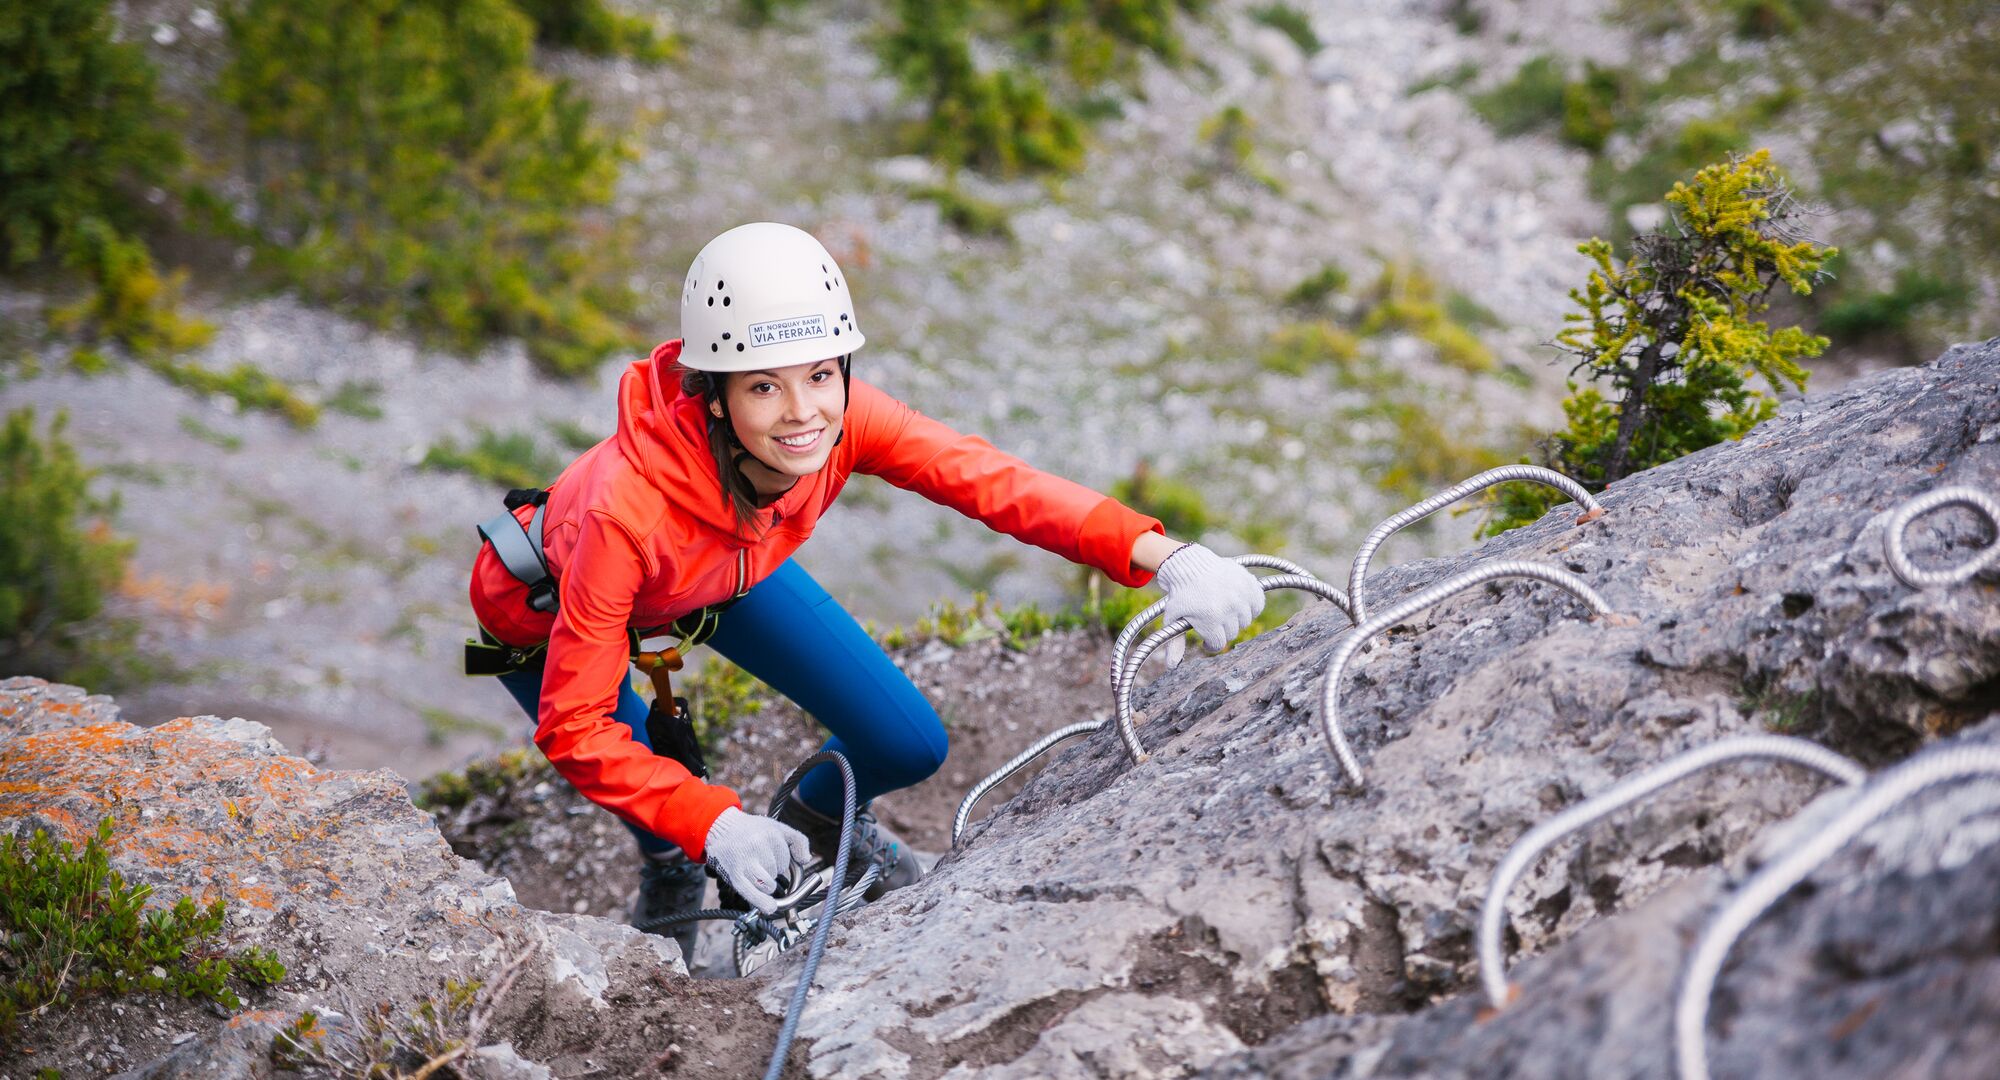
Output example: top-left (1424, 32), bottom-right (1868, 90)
top-left (733, 548), bottom-right (749, 598)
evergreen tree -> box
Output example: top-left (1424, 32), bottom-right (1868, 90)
top-left (1484, 150), bottom-right (1834, 534)
top-left (0, 409), bottom-right (134, 679)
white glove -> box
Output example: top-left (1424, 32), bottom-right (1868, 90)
top-left (1154, 543), bottom-right (1265, 668)
top-left (703, 806), bottom-right (813, 915)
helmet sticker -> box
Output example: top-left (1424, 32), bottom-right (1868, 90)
top-left (749, 314), bottom-right (829, 347)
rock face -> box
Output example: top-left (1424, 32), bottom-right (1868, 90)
top-left (774, 338), bottom-right (2000, 1078)
top-left (2, 341), bottom-right (1996, 1079)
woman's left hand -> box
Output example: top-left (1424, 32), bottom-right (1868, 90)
top-left (1154, 543), bottom-right (1265, 666)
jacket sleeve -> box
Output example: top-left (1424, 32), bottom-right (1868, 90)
top-left (534, 509), bottom-right (742, 860)
top-left (845, 379), bottom-right (1165, 587)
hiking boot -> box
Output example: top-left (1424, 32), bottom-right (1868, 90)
top-left (632, 847), bottom-right (707, 963)
top-left (773, 792), bottom-right (923, 902)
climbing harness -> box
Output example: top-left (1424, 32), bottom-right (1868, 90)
top-left (1474, 735), bottom-right (1866, 1010)
top-left (1883, 485), bottom-right (1999, 588)
top-left (950, 555), bottom-right (1349, 846)
top-left (635, 750), bottom-right (868, 1080)
top-left (1319, 561), bottom-right (1618, 787)
top-left (1347, 465), bottom-right (1605, 623)
top-left (1674, 744), bottom-right (2000, 1080)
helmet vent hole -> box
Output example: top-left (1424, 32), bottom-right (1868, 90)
top-left (707, 297), bottom-right (714, 307)
top-left (841, 313), bottom-right (849, 321)
top-left (736, 343), bottom-right (746, 352)
top-left (711, 343), bottom-right (719, 352)
top-left (722, 296), bottom-right (731, 306)
top-left (824, 282), bottom-right (832, 290)
top-left (833, 328), bottom-right (840, 336)
top-left (721, 332), bottom-right (731, 340)
top-left (717, 280), bottom-right (725, 289)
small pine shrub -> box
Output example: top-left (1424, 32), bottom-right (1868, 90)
top-left (1358, 264), bottom-right (1496, 372)
top-left (0, 819), bottom-right (285, 1035)
top-left (681, 659), bottom-right (770, 753)
top-left (1817, 268), bottom-right (1970, 342)
top-left (147, 357), bottom-right (319, 428)
top-left (220, 0), bottom-right (640, 375)
top-left (1482, 150), bottom-right (1833, 535)
top-left (415, 748), bottom-right (551, 811)
top-left (909, 184), bottom-right (1015, 240)
top-left (1258, 321), bottom-right (1361, 376)
top-left (1560, 62), bottom-right (1633, 153)
top-left (0, 408), bottom-right (134, 680)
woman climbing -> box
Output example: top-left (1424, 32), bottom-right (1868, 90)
top-left (465, 222), bottom-right (1268, 960)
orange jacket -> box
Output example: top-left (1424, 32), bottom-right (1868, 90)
top-left (468, 340), bottom-right (1164, 858)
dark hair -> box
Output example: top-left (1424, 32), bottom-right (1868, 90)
top-left (679, 366), bottom-right (766, 533)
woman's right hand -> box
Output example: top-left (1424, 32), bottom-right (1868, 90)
top-left (704, 806), bottom-right (813, 914)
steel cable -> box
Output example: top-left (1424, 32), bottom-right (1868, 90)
top-left (1319, 562), bottom-right (1616, 787)
top-left (1883, 486), bottom-right (2000, 588)
top-left (1114, 574), bottom-right (1353, 765)
top-left (1476, 736), bottom-right (1866, 1009)
top-left (1347, 466), bottom-right (1604, 623)
top-left (1675, 744), bottom-right (2000, 1080)
top-left (761, 750), bottom-right (858, 1080)
top-left (951, 559), bottom-right (1340, 847)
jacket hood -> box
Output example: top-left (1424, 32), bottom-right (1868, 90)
top-left (614, 339), bottom-right (747, 540)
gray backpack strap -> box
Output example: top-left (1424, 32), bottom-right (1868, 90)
top-left (478, 494), bottom-right (558, 614)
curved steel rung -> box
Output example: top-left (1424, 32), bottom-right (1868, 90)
top-left (1320, 561), bottom-right (1616, 788)
top-left (1883, 485), bottom-right (2000, 589)
top-left (1476, 735), bottom-right (1865, 1010)
top-left (1348, 465), bottom-right (1604, 624)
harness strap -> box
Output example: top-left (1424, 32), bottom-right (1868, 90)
top-left (478, 488), bottom-right (557, 614)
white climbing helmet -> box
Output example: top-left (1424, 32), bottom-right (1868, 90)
top-left (678, 222), bottom-right (865, 372)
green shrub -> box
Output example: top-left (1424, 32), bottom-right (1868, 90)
top-left (415, 748), bottom-right (551, 811)
top-left (1817, 268), bottom-right (1970, 342)
top-left (1408, 61), bottom-right (1480, 96)
top-left (511, 0), bottom-right (677, 59)
top-left (1, 2), bottom-right (211, 360)
top-left (0, 819), bottom-right (285, 1035)
top-left (1560, 62), bottom-right (1633, 153)
top-left (1482, 150), bottom-right (1832, 534)
top-left (419, 428), bottom-right (563, 489)
top-left (1258, 321), bottom-right (1361, 376)
top-left (220, 0), bottom-right (639, 376)
top-left (1249, 3), bottom-right (1320, 54)
top-left (1358, 264), bottom-right (1496, 372)
top-left (1471, 55), bottom-right (1569, 137)
top-left (1111, 460), bottom-right (1213, 540)
top-left (546, 417), bottom-right (601, 452)
top-left (682, 659), bottom-right (770, 753)
top-left (325, 380), bottom-right (386, 421)
top-left (1281, 263), bottom-right (1348, 309)
top-left (875, 0), bottom-right (1199, 176)
top-left (910, 184), bottom-right (1015, 240)
top-left (0, 408), bottom-right (134, 681)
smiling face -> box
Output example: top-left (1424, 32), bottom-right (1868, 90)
top-left (716, 358), bottom-right (846, 495)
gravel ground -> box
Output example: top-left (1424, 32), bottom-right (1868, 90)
top-left (6, 0), bottom-right (1645, 783)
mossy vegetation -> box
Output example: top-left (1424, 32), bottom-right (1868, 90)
top-left (1198, 105), bottom-right (1284, 193)
top-left (415, 748), bottom-right (552, 812)
top-left (1111, 460), bottom-right (1214, 540)
top-left (419, 429), bottom-right (564, 490)
top-left (512, 0), bottom-right (678, 60)
top-left (681, 658), bottom-right (770, 754)
top-left (147, 358), bottom-right (320, 428)
top-left (1483, 151), bottom-right (1832, 534)
top-left (1281, 263), bottom-right (1348, 310)
top-left (0, 819), bottom-right (285, 1036)
top-left (1357, 264), bottom-right (1497, 373)
top-left (909, 184), bottom-right (1015, 240)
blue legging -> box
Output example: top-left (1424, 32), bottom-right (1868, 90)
top-left (498, 558), bottom-right (949, 856)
